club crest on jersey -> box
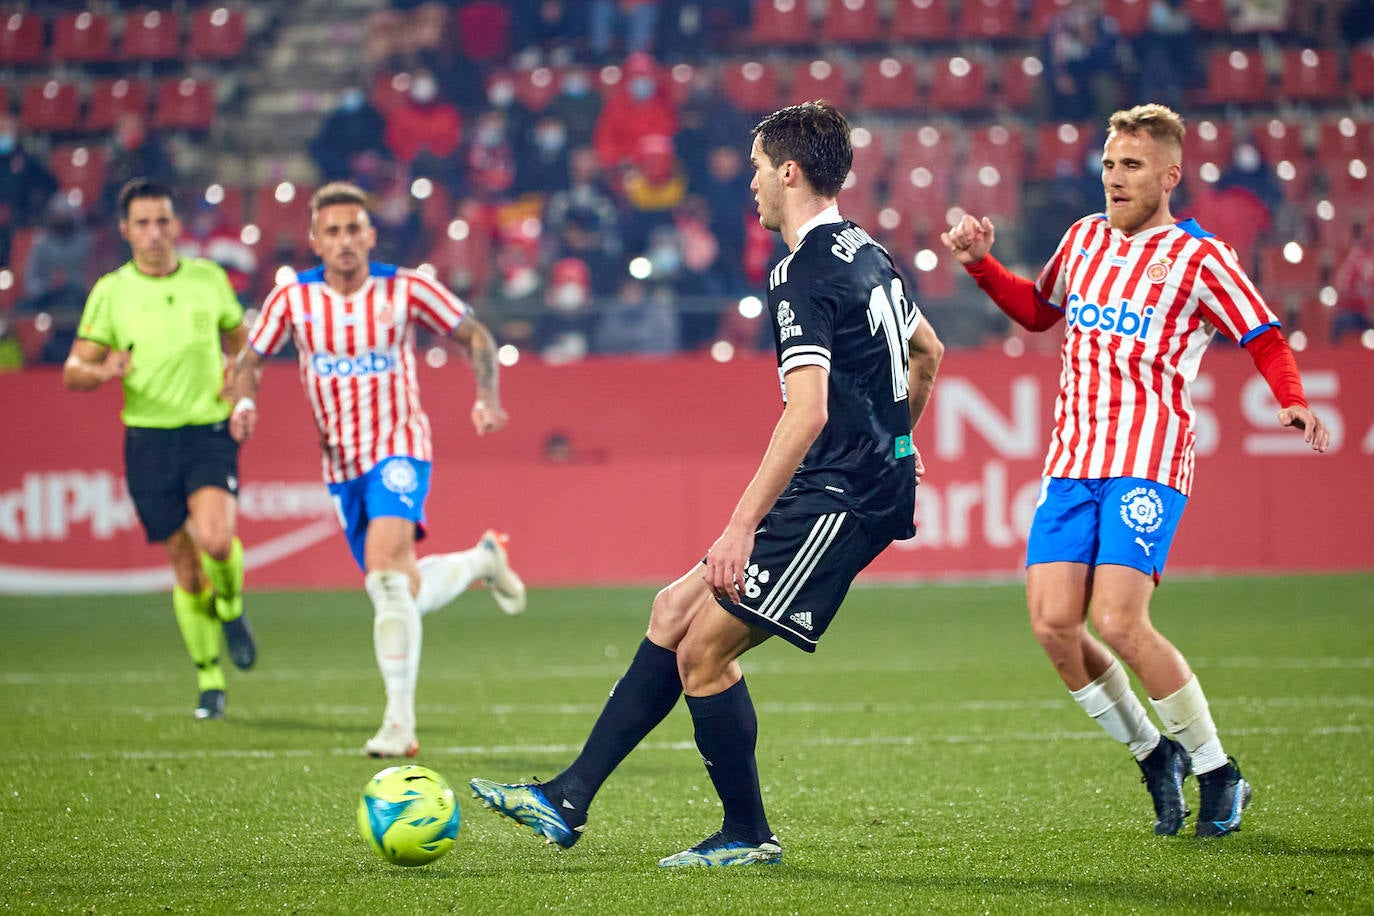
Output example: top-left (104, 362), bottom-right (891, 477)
top-left (1146, 258), bottom-right (1172, 283)
top-left (377, 302), bottom-right (396, 325)
top-left (1120, 487), bottom-right (1165, 534)
top-left (310, 346), bottom-right (399, 378)
top-left (1065, 293), bottom-right (1155, 339)
top-left (776, 300), bottom-right (802, 341)
top-left (380, 459), bottom-right (419, 495)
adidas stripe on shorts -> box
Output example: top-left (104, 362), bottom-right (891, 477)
top-left (713, 507), bottom-right (890, 652)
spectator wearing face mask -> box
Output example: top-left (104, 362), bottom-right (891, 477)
top-left (537, 256), bottom-right (596, 363)
top-left (550, 65), bottom-right (603, 151)
top-left (517, 113), bottom-right (573, 195)
top-left (383, 69), bottom-right (464, 184)
top-left (621, 133), bottom-right (687, 240)
top-left (546, 147), bottom-right (623, 295)
top-left (310, 86), bottom-right (390, 182)
top-left (467, 110), bottom-right (519, 198)
top-left (592, 52), bottom-right (678, 173)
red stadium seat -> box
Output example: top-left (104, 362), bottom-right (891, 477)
top-left (50, 145), bottom-right (108, 210)
top-left (1326, 161), bottom-right (1374, 209)
top-left (786, 58), bottom-right (850, 108)
top-left (1316, 118), bottom-right (1374, 167)
top-left (120, 9), bottom-right (180, 62)
top-left (927, 55), bottom-right (988, 113)
top-left (750, 0), bottom-right (814, 46)
top-left (912, 254), bottom-right (959, 300)
top-left (190, 6), bottom-right (247, 61)
top-left (1353, 48), bottom-right (1374, 99)
top-left (1032, 121), bottom-right (1096, 179)
top-left (957, 0), bottom-right (1021, 40)
top-left (251, 183), bottom-right (314, 254)
top-left (891, 0), bottom-right (954, 41)
top-left (454, 1), bottom-right (510, 63)
top-left (848, 125), bottom-right (888, 181)
top-left (665, 62), bottom-right (696, 106)
top-left (1259, 243), bottom-right (1322, 312)
top-left (514, 66), bottom-right (561, 112)
top-left (0, 13), bottom-right (45, 66)
top-left (1250, 116), bottom-right (1307, 168)
top-left (154, 78), bottom-right (216, 130)
top-left (198, 184), bottom-right (248, 230)
top-left (888, 160), bottom-right (955, 231)
top-left (1278, 48), bottom-right (1342, 103)
top-left (1103, 0), bottom-right (1151, 37)
top-left (958, 164), bottom-right (1022, 221)
top-left (52, 11), bottom-right (112, 62)
top-left (1028, 0), bottom-right (1075, 34)
top-left (19, 80), bottom-right (80, 132)
top-left (856, 56), bottom-right (920, 112)
top-left (894, 122), bottom-right (961, 175)
top-left (820, 0), bottom-right (883, 43)
top-left (720, 59), bottom-right (781, 114)
top-left (1313, 199), bottom-right (1358, 267)
top-left (997, 54), bottom-right (1045, 111)
top-left (1182, 118), bottom-right (1235, 174)
top-left (1203, 48), bottom-right (1269, 105)
top-left (370, 71), bottom-right (410, 116)
top-left (967, 124), bottom-right (1026, 174)
top-left (1184, 0), bottom-right (1228, 31)
top-left (86, 78), bottom-right (151, 132)
top-left (14, 315), bottom-right (53, 363)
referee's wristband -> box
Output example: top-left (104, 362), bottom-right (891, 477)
top-left (232, 397), bottom-right (256, 415)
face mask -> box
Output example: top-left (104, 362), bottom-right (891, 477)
top-left (562, 75), bottom-right (590, 97)
top-left (536, 126), bottom-right (566, 151)
top-left (411, 78), bottom-right (437, 104)
top-left (0, 135), bottom-right (13, 155)
top-left (488, 83), bottom-right (515, 107)
top-left (549, 283), bottom-right (586, 312)
top-left (477, 126), bottom-right (502, 147)
top-left (340, 89), bottom-right (365, 112)
top-left (629, 77), bottom-right (655, 101)
top-left (1234, 144), bottom-right (1261, 173)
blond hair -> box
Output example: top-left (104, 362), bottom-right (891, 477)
top-left (310, 181), bottom-right (372, 217)
top-left (1108, 104), bottom-right (1185, 158)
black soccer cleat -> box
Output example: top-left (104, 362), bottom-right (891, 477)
top-left (194, 688), bottom-right (226, 720)
top-left (1137, 736), bottom-right (1191, 835)
top-left (1196, 756), bottom-right (1252, 837)
top-left (222, 613), bottom-right (257, 670)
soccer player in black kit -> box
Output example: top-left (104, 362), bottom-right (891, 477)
top-left (471, 101), bottom-right (945, 867)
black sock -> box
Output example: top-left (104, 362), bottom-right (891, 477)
top-left (544, 638), bottom-right (681, 828)
top-left (685, 677), bottom-right (772, 843)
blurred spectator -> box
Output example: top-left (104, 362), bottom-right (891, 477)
top-left (594, 275), bottom-right (678, 354)
top-left (545, 147), bottom-right (624, 294)
top-left (1230, 0), bottom-right (1289, 32)
top-left (100, 114), bottom-right (177, 220)
top-left (589, 0), bottom-right (660, 59)
top-left (369, 170), bottom-right (424, 266)
top-left (465, 110), bottom-right (519, 198)
top-left (0, 113), bottom-right (58, 263)
top-left (511, 0), bottom-right (584, 52)
top-left (1183, 173), bottom-right (1272, 277)
top-left (18, 197), bottom-right (91, 317)
top-left (621, 134), bottom-right (688, 239)
top-left (1332, 224), bottom-right (1374, 344)
top-left (1028, 147), bottom-right (1104, 265)
top-left (177, 201), bottom-right (258, 302)
top-left (592, 52), bottom-right (678, 172)
top-left (309, 86), bottom-right (390, 182)
top-left (383, 69), bottom-right (464, 186)
top-left (516, 113), bottom-right (573, 194)
top-left (1217, 142), bottom-right (1282, 214)
top-left (698, 145), bottom-right (754, 293)
top-left (536, 256), bottom-right (596, 362)
top-left (549, 65), bottom-right (604, 151)
top-left (1042, 0), bottom-right (1122, 121)
top-left (1136, 1), bottom-right (1203, 110)
top-left (674, 68), bottom-right (751, 189)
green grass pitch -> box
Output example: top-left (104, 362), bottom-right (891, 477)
top-left (2, 574), bottom-right (1372, 914)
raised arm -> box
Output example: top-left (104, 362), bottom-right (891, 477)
top-left (62, 338), bottom-right (128, 392)
top-left (941, 213), bottom-right (1063, 332)
top-left (450, 315), bottom-right (507, 435)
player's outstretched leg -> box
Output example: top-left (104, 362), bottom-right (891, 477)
top-left (363, 571), bottom-right (421, 757)
top-left (658, 831), bottom-right (783, 868)
top-left (202, 537), bottom-right (255, 670)
top-left (413, 531), bottom-right (525, 616)
top-left (480, 530), bottom-right (526, 615)
top-left (469, 779), bottom-right (580, 848)
top-left (172, 585), bottom-right (227, 719)
top-left (1196, 757), bottom-right (1252, 837)
top-left (1136, 736), bottom-right (1191, 835)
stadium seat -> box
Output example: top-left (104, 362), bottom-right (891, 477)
top-left (514, 66), bottom-right (561, 113)
top-left (787, 58), bottom-right (850, 109)
top-left (1203, 48), bottom-right (1269, 106)
top-left (666, 62), bottom-right (696, 105)
top-left (848, 125), bottom-right (888, 182)
top-left (52, 11), bottom-right (112, 63)
top-left (153, 78), bottom-right (215, 130)
top-left (1259, 243), bottom-right (1322, 316)
top-left (958, 161), bottom-right (1022, 220)
top-left (927, 55), bottom-right (988, 113)
top-left (119, 9), bottom-right (180, 63)
top-left (1028, 0), bottom-right (1075, 34)
top-left (750, 0), bottom-right (814, 46)
top-left (19, 80), bottom-right (80, 132)
top-left (894, 122), bottom-right (961, 175)
top-left (957, 0), bottom-right (1021, 41)
top-left (1313, 199), bottom-right (1358, 267)
top-left (1353, 48), bottom-right (1374, 99)
top-left (888, 161), bottom-right (955, 232)
top-left (199, 184), bottom-right (247, 230)
top-left (1326, 162), bottom-right (1374, 210)
top-left (455, 1), bottom-right (511, 63)
top-left (14, 316), bottom-right (53, 363)
top-left (50, 145), bottom-right (108, 210)
top-left (1317, 117), bottom-right (1374, 166)
top-left (1278, 48), bottom-right (1342, 103)
top-left (1183, 118), bottom-right (1235, 172)
top-left (190, 6), bottom-right (247, 61)
top-left (0, 12), bottom-right (45, 66)
top-left (855, 56), bottom-right (920, 112)
top-left (820, 0), bottom-right (883, 44)
top-left (1184, 0), bottom-right (1228, 31)
top-left (720, 59), bottom-right (781, 114)
top-left (1250, 115), bottom-right (1307, 168)
top-left (997, 54), bottom-right (1045, 111)
top-left (1031, 121), bottom-right (1096, 180)
top-left (251, 183), bottom-right (314, 255)
top-left (6, 226), bottom-right (38, 274)
top-left (86, 78), bottom-right (151, 132)
top-left (1103, 0), bottom-right (1151, 37)
top-left (370, 71), bottom-right (410, 116)
top-left (891, 0), bottom-right (954, 41)
top-left (967, 124), bottom-right (1026, 174)
top-left (912, 253), bottom-right (959, 300)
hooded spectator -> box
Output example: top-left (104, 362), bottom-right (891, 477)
top-left (592, 52), bottom-right (678, 171)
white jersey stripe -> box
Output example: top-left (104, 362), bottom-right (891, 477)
top-left (759, 512), bottom-right (846, 621)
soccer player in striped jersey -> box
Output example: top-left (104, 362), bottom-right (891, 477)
top-left (942, 103), bottom-right (1331, 837)
top-left (471, 102), bottom-right (945, 867)
top-left (226, 182), bottom-right (526, 758)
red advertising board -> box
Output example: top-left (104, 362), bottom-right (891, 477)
top-left (2, 348), bottom-right (1371, 593)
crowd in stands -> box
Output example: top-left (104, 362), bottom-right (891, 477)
top-left (2, 0), bottom-right (1374, 369)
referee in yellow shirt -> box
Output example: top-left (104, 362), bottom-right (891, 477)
top-left (63, 177), bottom-right (256, 720)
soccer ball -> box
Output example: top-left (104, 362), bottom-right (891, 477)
top-left (356, 765), bottom-right (461, 866)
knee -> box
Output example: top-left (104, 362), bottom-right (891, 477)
top-left (1091, 605), bottom-right (1149, 658)
top-left (646, 584), bottom-right (688, 648)
top-left (1028, 603), bottom-right (1081, 653)
top-left (674, 635), bottom-right (719, 696)
top-left (199, 532), bottom-right (233, 562)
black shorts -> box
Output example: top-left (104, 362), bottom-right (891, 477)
top-left (714, 508), bottom-right (890, 652)
top-left (124, 422), bottom-right (240, 544)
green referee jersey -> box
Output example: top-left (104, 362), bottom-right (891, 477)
top-left (77, 257), bottom-right (244, 428)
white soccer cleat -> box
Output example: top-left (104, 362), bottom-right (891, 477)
top-left (363, 720), bottom-right (419, 758)
top-left (480, 530), bottom-right (526, 616)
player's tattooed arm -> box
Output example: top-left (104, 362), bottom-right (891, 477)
top-left (452, 316), bottom-right (508, 435)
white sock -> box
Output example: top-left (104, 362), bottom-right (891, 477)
top-left (1150, 675), bottom-right (1228, 775)
top-left (415, 548), bottom-right (489, 616)
top-left (1070, 658), bottom-right (1161, 761)
top-left (365, 570), bottom-right (421, 728)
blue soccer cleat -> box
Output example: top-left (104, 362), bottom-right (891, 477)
top-left (658, 830), bottom-right (783, 867)
top-left (1137, 736), bottom-right (1191, 835)
top-left (1196, 756), bottom-right (1252, 837)
top-left (469, 778), bottom-right (580, 848)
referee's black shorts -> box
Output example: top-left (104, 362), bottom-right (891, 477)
top-left (714, 507), bottom-right (890, 652)
top-left (124, 422), bottom-right (240, 544)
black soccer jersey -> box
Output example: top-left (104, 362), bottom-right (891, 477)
top-left (766, 213), bottom-right (922, 541)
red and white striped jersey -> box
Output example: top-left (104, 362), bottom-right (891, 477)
top-left (250, 263), bottom-right (467, 483)
top-left (1035, 215), bottom-right (1279, 495)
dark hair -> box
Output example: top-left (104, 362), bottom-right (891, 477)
top-left (310, 181), bottom-right (372, 217)
top-left (751, 101), bottom-right (852, 199)
top-left (117, 177), bottom-right (175, 220)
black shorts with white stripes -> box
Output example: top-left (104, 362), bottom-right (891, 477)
top-left (714, 507), bottom-right (891, 652)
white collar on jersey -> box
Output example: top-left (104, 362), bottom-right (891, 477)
top-left (794, 205), bottom-right (842, 246)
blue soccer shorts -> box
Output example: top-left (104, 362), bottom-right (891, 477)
top-left (1025, 477), bottom-right (1188, 581)
top-left (327, 456), bottom-right (431, 571)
